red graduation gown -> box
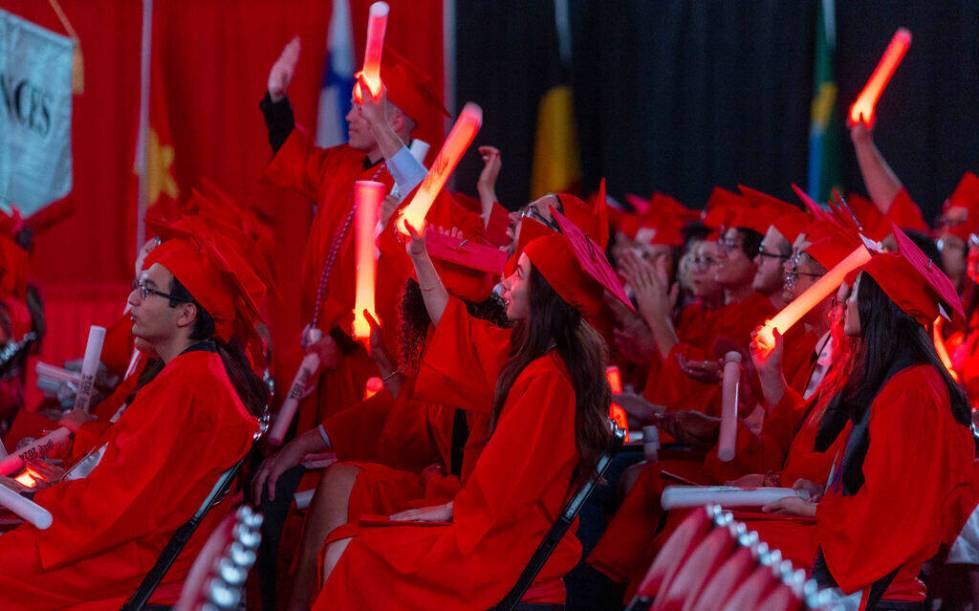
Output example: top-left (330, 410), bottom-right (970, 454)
top-left (314, 299), bottom-right (581, 609)
top-left (816, 364), bottom-right (974, 601)
top-left (0, 350), bottom-right (257, 610)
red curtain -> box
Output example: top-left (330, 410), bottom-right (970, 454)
top-left (1, 0), bottom-right (444, 381)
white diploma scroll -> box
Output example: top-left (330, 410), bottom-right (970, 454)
top-left (0, 483), bottom-right (52, 529)
top-left (0, 427), bottom-right (73, 476)
top-left (268, 353), bottom-right (321, 446)
top-left (73, 325), bottom-right (107, 413)
top-left (717, 351), bottom-right (742, 462)
top-left (661, 485), bottom-right (797, 510)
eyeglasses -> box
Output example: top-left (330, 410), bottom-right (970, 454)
top-left (757, 247), bottom-right (790, 261)
top-left (518, 205), bottom-right (560, 232)
top-left (131, 280), bottom-right (189, 304)
top-left (717, 237), bottom-right (744, 253)
top-left (690, 256), bottom-right (717, 269)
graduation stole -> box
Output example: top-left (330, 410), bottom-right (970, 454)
top-left (826, 352), bottom-right (919, 497)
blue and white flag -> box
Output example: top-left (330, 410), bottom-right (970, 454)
top-left (315, 0), bottom-right (355, 147)
top-left (0, 9), bottom-right (74, 214)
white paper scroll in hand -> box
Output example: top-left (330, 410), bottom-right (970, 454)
top-left (74, 325), bottom-right (107, 413)
top-left (0, 482), bottom-right (53, 529)
top-left (717, 351), bottom-right (741, 462)
top-left (268, 353), bottom-right (321, 446)
top-left (661, 485), bottom-right (798, 510)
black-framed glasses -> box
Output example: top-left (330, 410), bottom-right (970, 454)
top-left (131, 279), bottom-right (189, 304)
top-left (757, 247), bottom-right (790, 261)
top-left (519, 205), bottom-right (560, 232)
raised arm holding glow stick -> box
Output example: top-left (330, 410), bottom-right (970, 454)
top-left (73, 325), bottom-right (107, 413)
top-left (717, 352), bottom-right (741, 462)
top-left (755, 245), bottom-right (871, 353)
top-left (849, 28), bottom-right (912, 126)
top-left (353, 181), bottom-right (385, 339)
top-left (397, 103), bottom-right (483, 235)
top-left (353, 1), bottom-right (390, 101)
top-left (0, 482), bottom-right (52, 529)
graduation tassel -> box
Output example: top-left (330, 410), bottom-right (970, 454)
top-left (48, 0), bottom-right (84, 94)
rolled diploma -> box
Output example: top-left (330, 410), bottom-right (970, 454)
top-left (0, 427), bottom-right (73, 476)
top-left (717, 352), bottom-right (741, 462)
top-left (268, 353), bottom-right (321, 446)
top-left (0, 483), bottom-right (52, 529)
top-left (35, 362), bottom-right (82, 385)
top-left (73, 325), bottom-right (107, 413)
top-left (661, 486), bottom-right (797, 510)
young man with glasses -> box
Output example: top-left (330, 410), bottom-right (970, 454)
top-left (0, 234), bottom-right (264, 608)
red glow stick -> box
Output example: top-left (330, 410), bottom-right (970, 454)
top-left (0, 427), bottom-right (72, 476)
top-left (354, 2), bottom-right (389, 102)
top-left (353, 181), bottom-right (385, 339)
top-left (605, 366), bottom-right (630, 441)
top-left (848, 28), bottom-right (911, 126)
top-left (717, 352), bottom-right (741, 462)
top-left (397, 103), bottom-right (483, 234)
top-left (933, 317), bottom-right (960, 382)
top-left (756, 245), bottom-right (871, 352)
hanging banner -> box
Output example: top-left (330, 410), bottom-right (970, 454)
top-left (0, 9), bottom-right (74, 214)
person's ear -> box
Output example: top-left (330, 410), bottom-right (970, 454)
top-left (175, 301), bottom-right (198, 330)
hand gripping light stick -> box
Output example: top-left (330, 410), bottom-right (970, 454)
top-left (354, 2), bottom-right (389, 101)
top-left (397, 103), bottom-right (483, 234)
top-left (717, 352), bottom-right (741, 462)
top-left (849, 28), bottom-right (911, 126)
top-left (756, 246), bottom-right (871, 353)
top-left (605, 366), bottom-right (630, 442)
top-left (353, 181), bottom-right (385, 339)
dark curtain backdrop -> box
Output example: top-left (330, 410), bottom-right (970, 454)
top-left (456, 1), bottom-right (979, 221)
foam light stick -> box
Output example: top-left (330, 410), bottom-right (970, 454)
top-left (397, 103), bottom-right (483, 234)
top-left (74, 325), bottom-right (106, 413)
top-left (0, 482), bottom-right (52, 529)
top-left (605, 366), bottom-right (630, 441)
top-left (354, 2), bottom-right (389, 101)
top-left (756, 245), bottom-right (872, 352)
top-left (268, 353), bottom-right (321, 446)
top-left (353, 181), bottom-right (385, 339)
top-left (717, 352), bottom-right (741, 462)
top-left (933, 317), bottom-right (960, 382)
top-left (661, 485), bottom-right (797, 510)
top-left (0, 427), bottom-right (73, 476)
top-left (35, 361), bottom-right (82, 386)
top-left (848, 28), bottom-right (911, 125)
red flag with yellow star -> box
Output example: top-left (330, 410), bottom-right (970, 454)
top-left (144, 34), bottom-right (179, 217)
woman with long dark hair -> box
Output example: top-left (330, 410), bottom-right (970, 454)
top-left (762, 234), bottom-right (975, 609)
top-left (311, 217), bottom-right (624, 609)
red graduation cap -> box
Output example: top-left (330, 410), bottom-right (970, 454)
top-left (523, 209), bottom-right (634, 318)
top-left (702, 187), bottom-right (747, 233)
top-left (859, 223), bottom-right (964, 326)
top-left (942, 171), bottom-right (979, 241)
top-left (802, 219), bottom-right (861, 270)
top-left (374, 46), bottom-right (450, 149)
top-left (426, 231), bottom-right (506, 274)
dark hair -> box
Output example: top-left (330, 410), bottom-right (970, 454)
top-left (681, 221), bottom-right (711, 255)
top-left (489, 266), bottom-right (613, 481)
top-left (170, 277), bottom-right (268, 418)
top-left (815, 273), bottom-right (971, 451)
top-left (902, 229), bottom-right (944, 273)
top-left (734, 227), bottom-right (764, 259)
top-left (399, 279), bottom-right (511, 373)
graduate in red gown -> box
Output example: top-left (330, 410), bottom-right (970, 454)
top-left (0, 229), bottom-right (268, 609)
top-left (309, 210), bottom-right (626, 609)
top-left (761, 228), bottom-right (975, 608)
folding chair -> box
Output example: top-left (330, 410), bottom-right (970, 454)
top-left (173, 505), bottom-right (264, 611)
top-left (492, 424), bottom-right (626, 611)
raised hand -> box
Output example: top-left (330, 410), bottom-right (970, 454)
top-left (476, 146), bottom-right (502, 203)
top-left (403, 220), bottom-right (427, 258)
top-left (268, 36), bottom-right (301, 102)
